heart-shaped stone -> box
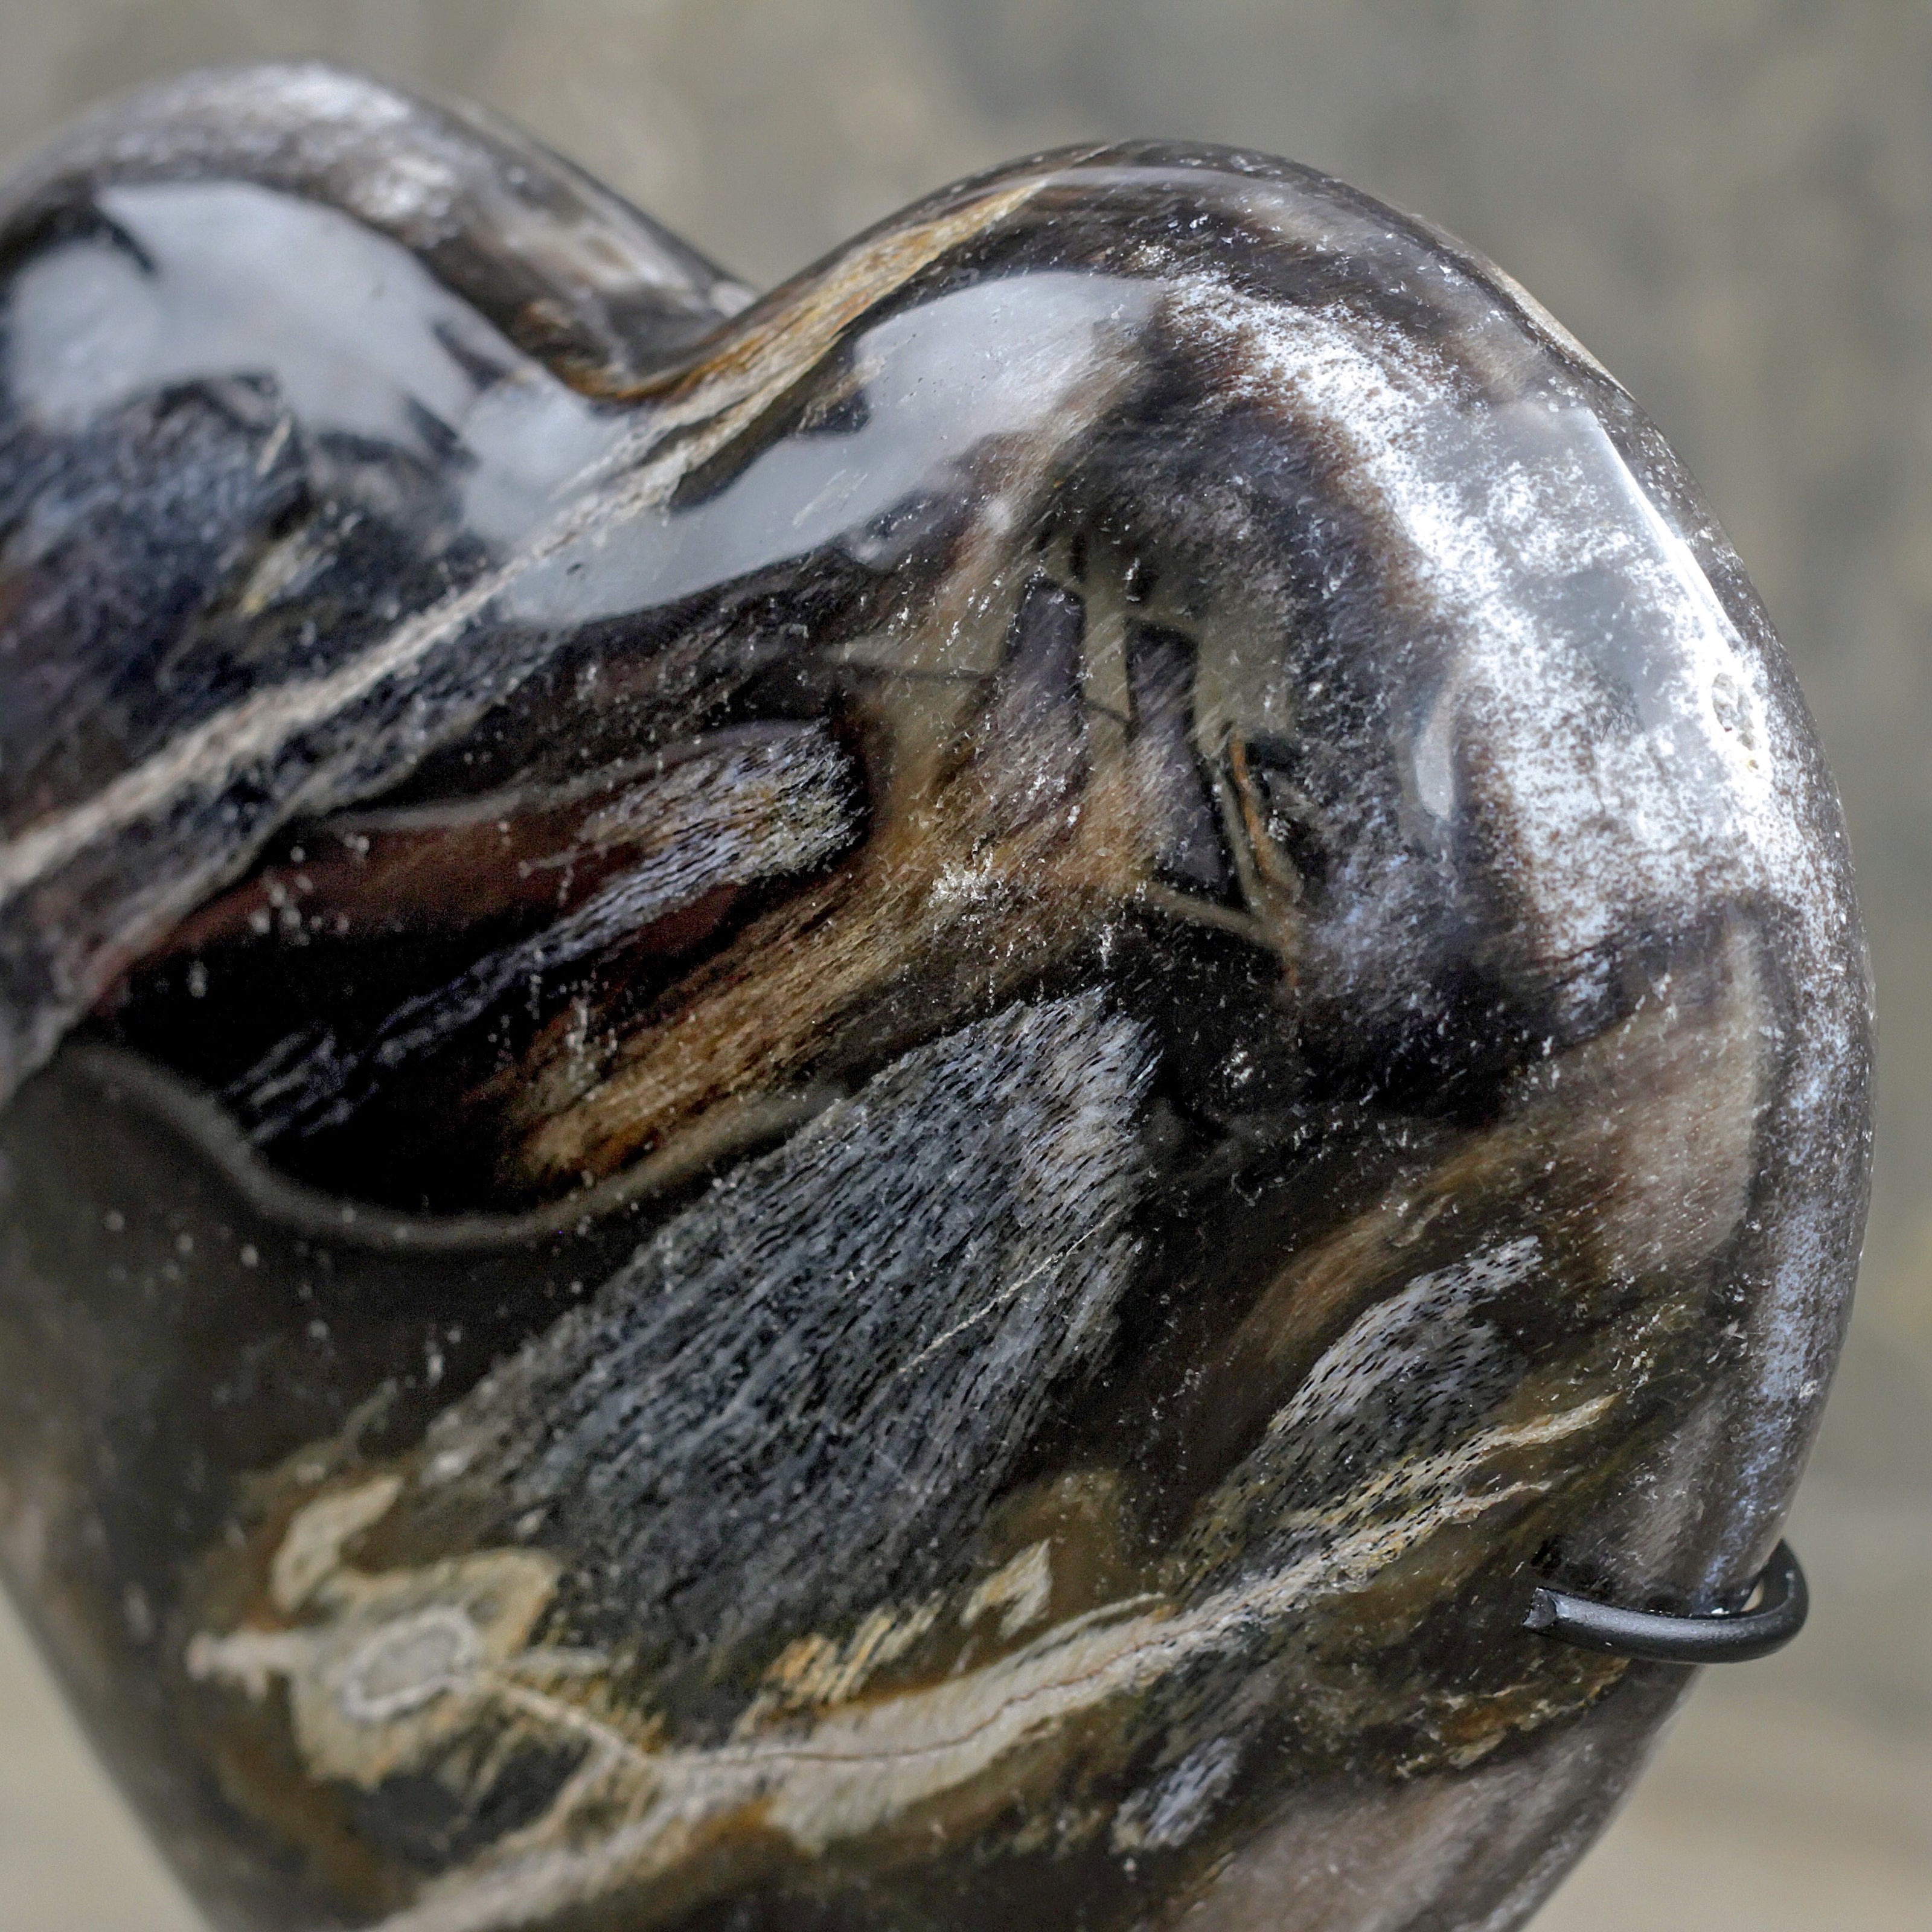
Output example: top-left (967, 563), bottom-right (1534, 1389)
top-left (0, 60), bottom-right (1869, 1932)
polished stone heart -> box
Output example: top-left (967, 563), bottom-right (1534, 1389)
top-left (0, 60), bottom-right (1870, 1932)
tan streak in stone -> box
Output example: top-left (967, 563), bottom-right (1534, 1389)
top-left (619, 176), bottom-right (1055, 415)
top-left (745, 1596), bottom-right (949, 1724)
top-left (1525, 919), bottom-right (1767, 1281)
top-left (0, 559), bottom-right (518, 904)
top-left (511, 750), bottom-right (1162, 1186)
top-left (269, 1474), bottom-right (401, 1615)
top-left (371, 1399), bottom-right (1611, 1932)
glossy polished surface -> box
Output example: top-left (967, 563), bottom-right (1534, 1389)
top-left (0, 63), bottom-right (1870, 1932)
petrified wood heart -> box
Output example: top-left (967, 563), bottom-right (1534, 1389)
top-left (0, 61), bottom-right (1870, 1932)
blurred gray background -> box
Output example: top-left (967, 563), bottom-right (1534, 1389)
top-left (0, 2), bottom-right (1927, 1927)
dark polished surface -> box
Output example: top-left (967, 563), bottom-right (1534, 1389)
top-left (0, 65), bottom-right (1870, 1932)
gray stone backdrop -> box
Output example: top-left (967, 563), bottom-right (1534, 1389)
top-left (0, 4), bottom-right (1925, 1927)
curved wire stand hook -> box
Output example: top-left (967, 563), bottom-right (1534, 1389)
top-left (1524, 1541), bottom-right (1808, 1665)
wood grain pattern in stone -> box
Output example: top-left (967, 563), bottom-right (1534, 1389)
top-left (0, 62), bottom-right (1871, 1932)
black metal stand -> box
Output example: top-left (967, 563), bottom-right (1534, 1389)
top-left (1524, 1541), bottom-right (1808, 1664)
